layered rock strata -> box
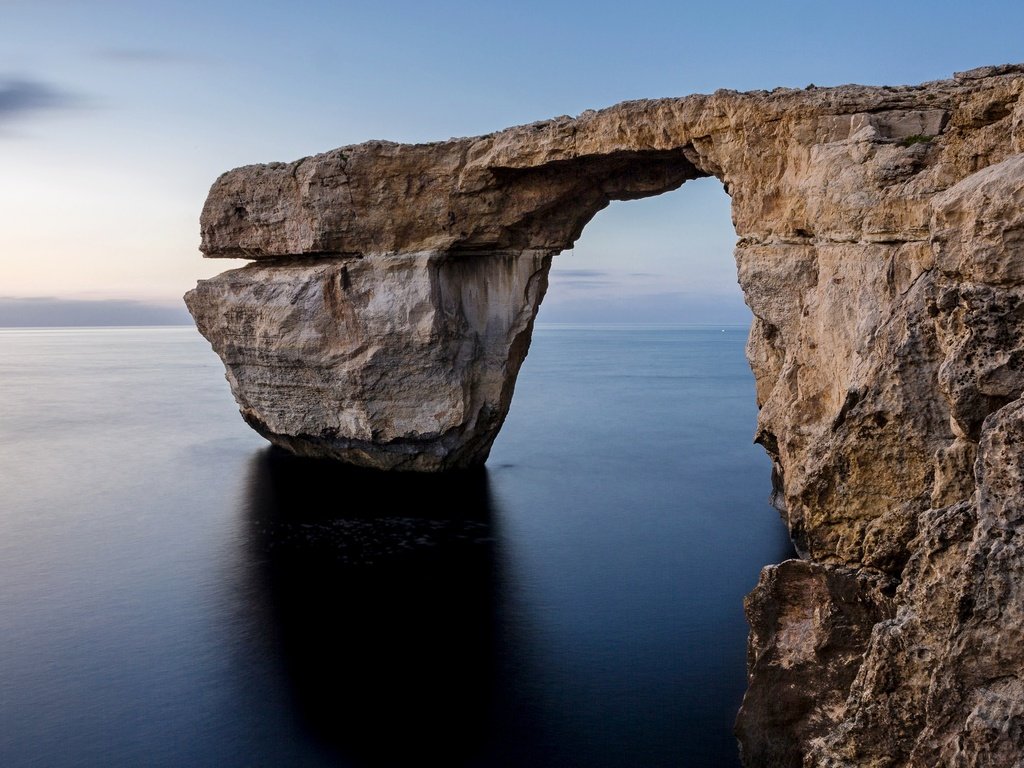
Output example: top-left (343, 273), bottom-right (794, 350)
top-left (186, 64), bottom-right (1024, 765)
top-left (188, 251), bottom-right (550, 470)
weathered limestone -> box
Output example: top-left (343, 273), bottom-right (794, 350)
top-left (187, 64), bottom-right (1024, 766)
top-left (188, 251), bottom-right (550, 470)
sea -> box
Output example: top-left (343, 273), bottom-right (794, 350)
top-left (0, 325), bottom-right (794, 768)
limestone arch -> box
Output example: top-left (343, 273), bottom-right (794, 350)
top-left (187, 68), bottom-right (1024, 764)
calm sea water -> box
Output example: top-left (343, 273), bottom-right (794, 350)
top-left (0, 325), bottom-right (792, 768)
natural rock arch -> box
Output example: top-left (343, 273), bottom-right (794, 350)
top-left (187, 65), bottom-right (1024, 766)
top-left (191, 146), bottom-right (718, 473)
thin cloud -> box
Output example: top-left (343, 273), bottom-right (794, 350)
top-left (550, 268), bottom-right (610, 278)
top-left (556, 279), bottom-right (613, 289)
top-left (0, 77), bottom-right (80, 124)
top-left (550, 268), bottom-right (616, 289)
top-left (0, 297), bottom-right (192, 327)
top-left (539, 290), bottom-right (751, 325)
top-left (551, 268), bottom-right (679, 292)
top-left (95, 47), bottom-right (191, 64)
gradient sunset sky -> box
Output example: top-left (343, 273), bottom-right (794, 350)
top-left (2, 0), bottom-right (1022, 321)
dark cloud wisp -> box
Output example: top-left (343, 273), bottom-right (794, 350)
top-left (0, 77), bottom-right (79, 124)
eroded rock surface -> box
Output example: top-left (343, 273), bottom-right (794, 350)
top-left (187, 64), bottom-right (1024, 765)
top-left (188, 251), bottom-right (549, 469)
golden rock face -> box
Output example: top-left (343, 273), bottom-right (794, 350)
top-left (189, 65), bottom-right (1024, 765)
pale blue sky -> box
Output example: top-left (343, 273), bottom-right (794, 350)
top-left (2, 0), bottom-right (1022, 321)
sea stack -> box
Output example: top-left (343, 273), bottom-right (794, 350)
top-left (187, 65), bottom-right (1024, 766)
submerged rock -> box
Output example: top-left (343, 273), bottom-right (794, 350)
top-left (187, 65), bottom-right (1024, 765)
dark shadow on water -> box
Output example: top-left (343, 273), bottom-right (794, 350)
top-left (240, 447), bottom-right (535, 767)
top-left (235, 444), bottom-right (795, 768)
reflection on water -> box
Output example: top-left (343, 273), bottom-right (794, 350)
top-left (0, 326), bottom-right (793, 768)
top-left (237, 448), bottom-right (541, 767)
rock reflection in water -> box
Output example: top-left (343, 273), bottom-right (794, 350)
top-left (239, 447), bottom-right (529, 767)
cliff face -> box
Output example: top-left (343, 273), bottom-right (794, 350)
top-left (186, 64), bottom-right (1024, 766)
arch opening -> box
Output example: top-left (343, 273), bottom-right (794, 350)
top-left (483, 177), bottom-right (793, 764)
top-left (538, 176), bottom-right (746, 326)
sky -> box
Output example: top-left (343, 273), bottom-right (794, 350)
top-left (2, 0), bottom-right (1023, 323)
